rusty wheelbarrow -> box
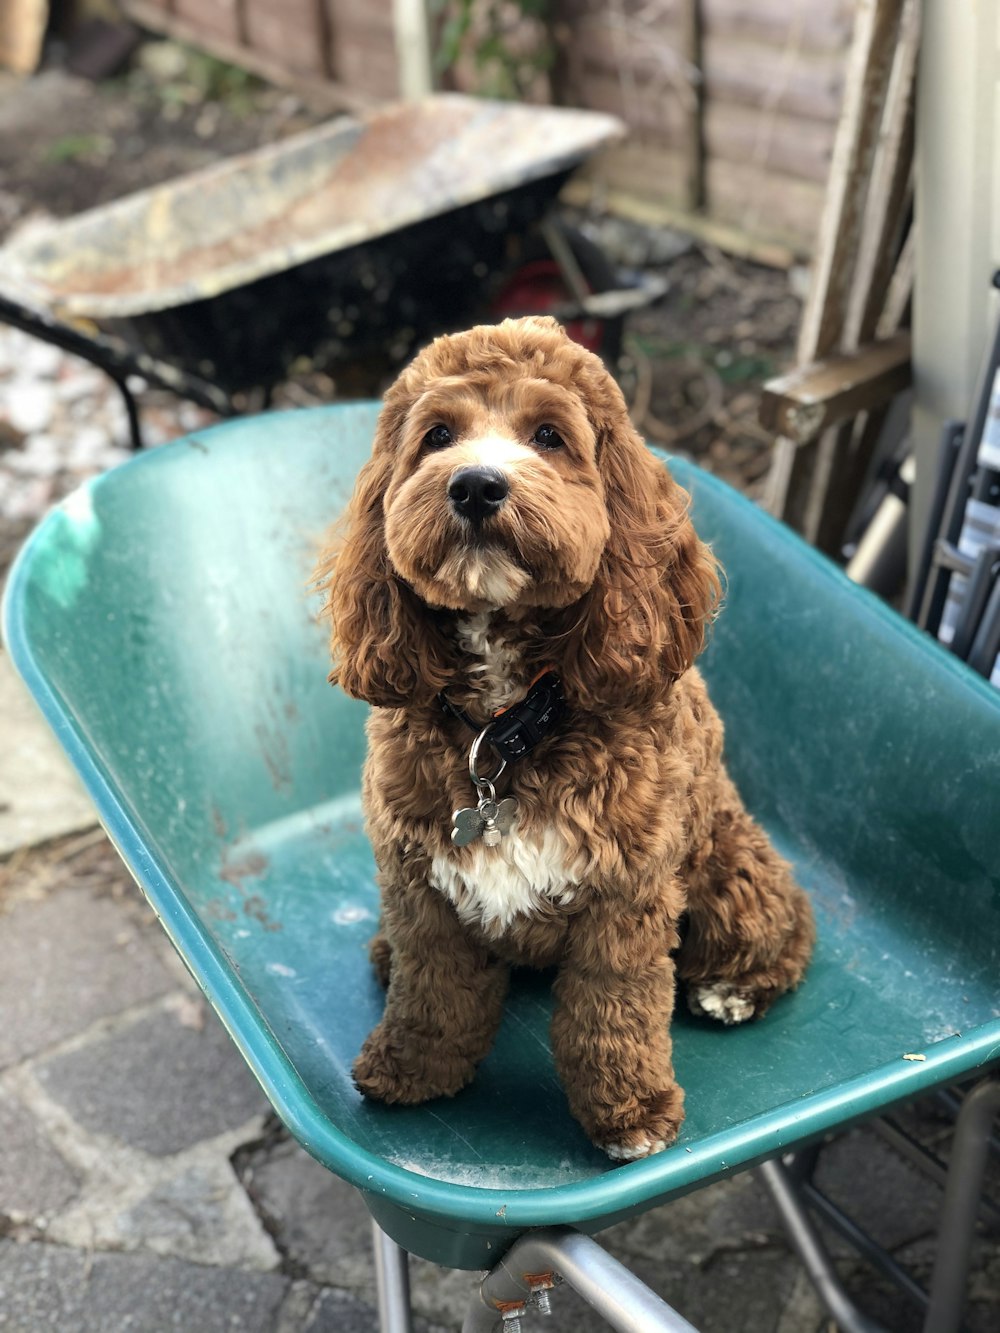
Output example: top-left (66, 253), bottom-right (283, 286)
top-left (0, 94), bottom-right (642, 444)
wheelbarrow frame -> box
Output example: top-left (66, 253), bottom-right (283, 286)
top-left (3, 403), bottom-right (998, 1331)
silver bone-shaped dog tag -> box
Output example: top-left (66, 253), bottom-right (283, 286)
top-left (451, 796), bottom-right (518, 847)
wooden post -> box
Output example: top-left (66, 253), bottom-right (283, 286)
top-left (804, 0), bottom-right (919, 552)
top-left (764, 0), bottom-right (909, 538)
top-left (0, 0), bottom-right (48, 74)
top-left (393, 0), bottom-right (433, 100)
top-left (679, 0), bottom-right (706, 213)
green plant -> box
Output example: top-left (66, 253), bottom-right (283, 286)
top-left (432, 0), bottom-right (553, 100)
top-left (43, 134), bottom-right (113, 163)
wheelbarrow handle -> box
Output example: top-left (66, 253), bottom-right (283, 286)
top-left (0, 291), bottom-right (235, 447)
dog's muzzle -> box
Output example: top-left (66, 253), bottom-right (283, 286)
top-left (448, 466), bottom-right (508, 526)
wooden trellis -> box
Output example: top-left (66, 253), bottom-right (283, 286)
top-left (761, 0), bottom-right (919, 551)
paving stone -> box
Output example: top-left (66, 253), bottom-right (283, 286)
top-left (113, 1162), bottom-right (281, 1270)
top-left (299, 1286), bottom-right (383, 1332)
top-left (409, 1259), bottom-right (483, 1329)
top-left (969, 1241), bottom-right (1000, 1303)
top-left (604, 1172), bottom-right (782, 1267)
top-left (118, 1165), bottom-right (246, 1247)
top-left (0, 1087), bottom-right (80, 1219)
top-left (0, 886), bottom-right (174, 1068)
top-left (678, 1246), bottom-right (812, 1333)
top-left (0, 1239), bottom-right (288, 1332)
top-left (774, 1268), bottom-right (827, 1333)
top-left (813, 1126), bottom-right (942, 1255)
top-left (272, 1279), bottom-right (446, 1333)
top-left (0, 649), bottom-right (98, 857)
top-left (35, 1006), bottom-right (268, 1155)
top-left (243, 1135), bottom-right (375, 1289)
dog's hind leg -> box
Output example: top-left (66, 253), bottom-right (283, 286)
top-left (677, 773), bottom-right (814, 1023)
top-left (368, 927), bottom-right (392, 988)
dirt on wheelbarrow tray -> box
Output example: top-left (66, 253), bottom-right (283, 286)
top-left (0, 58), bottom-right (802, 588)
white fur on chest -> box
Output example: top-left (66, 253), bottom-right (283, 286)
top-left (430, 824), bottom-right (581, 934)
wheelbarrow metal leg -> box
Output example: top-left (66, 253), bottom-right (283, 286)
top-left (371, 1219), bottom-right (414, 1333)
top-left (462, 1225), bottom-right (699, 1333)
top-left (757, 1157), bottom-right (887, 1333)
top-left (923, 1075), bottom-right (1000, 1333)
top-left (111, 373), bottom-right (144, 451)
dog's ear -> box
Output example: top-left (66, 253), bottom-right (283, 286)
top-left (315, 398), bottom-right (452, 708)
top-left (558, 366), bottom-right (721, 711)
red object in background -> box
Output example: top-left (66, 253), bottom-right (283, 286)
top-left (489, 259), bottom-right (607, 356)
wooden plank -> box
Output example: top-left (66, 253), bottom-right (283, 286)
top-left (330, 35), bottom-right (400, 100)
top-left (843, 0), bottom-right (919, 347)
top-left (679, 0), bottom-right (706, 211)
top-left (242, 0), bottom-right (328, 77)
top-left (561, 175), bottom-right (798, 270)
top-left (571, 26), bottom-right (847, 122)
top-left (797, 0), bottom-right (908, 367)
top-left (802, 0), bottom-right (920, 549)
top-left (555, 0), bottom-right (855, 55)
top-left (172, 0), bottom-right (241, 44)
top-left (877, 223), bottom-right (916, 339)
top-left (705, 157), bottom-right (826, 248)
top-left (574, 139), bottom-right (691, 210)
top-left (702, 0), bottom-right (856, 51)
top-left (561, 77), bottom-right (836, 186)
top-left (759, 333), bottom-right (912, 442)
top-left (561, 69), bottom-right (687, 136)
top-left (705, 103), bottom-right (837, 183)
top-left (574, 139), bottom-right (824, 251)
top-left (702, 36), bottom-right (847, 121)
top-left (325, 0), bottom-right (395, 38)
top-left (325, 0), bottom-right (401, 98)
top-left (810, 231), bottom-right (917, 551)
top-left (391, 0), bottom-right (433, 99)
top-left (764, 0), bottom-right (909, 535)
top-left (0, 0), bottom-right (48, 74)
top-left (574, 82), bottom-right (834, 187)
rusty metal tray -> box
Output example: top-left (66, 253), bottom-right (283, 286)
top-left (1, 95), bottom-right (623, 322)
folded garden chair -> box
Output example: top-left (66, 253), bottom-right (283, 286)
top-left (4, 403), bottom-right (998, 1332)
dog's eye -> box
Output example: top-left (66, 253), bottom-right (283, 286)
top-left (532, 424), bottom-right (564, 450)
top-left (424, 425), bottom-right (453, 449)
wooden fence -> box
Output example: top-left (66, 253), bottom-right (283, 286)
top-left (125, 0), bottom-right (400, 109)
top-left (124, 0), bottom-right (858, 259)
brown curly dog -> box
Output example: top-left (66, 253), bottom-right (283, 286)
top-left (317, 316), bottom-right (814, 1162)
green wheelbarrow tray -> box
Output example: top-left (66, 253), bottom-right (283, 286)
top-left (4, 403), bottom-right (999, 1272)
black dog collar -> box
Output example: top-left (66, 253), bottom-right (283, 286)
top-left (438, 670), bottom-right (565, 765)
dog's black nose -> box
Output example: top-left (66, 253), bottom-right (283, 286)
top-left (448, 466), bottom-right (509, 524)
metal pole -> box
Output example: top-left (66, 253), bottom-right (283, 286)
top-left (463, 1226), bottom-right (699, 1333)
top-left (372, 1219), bottom-right (415, 1333)
top-left (757, 1158), bottom-right (887, 1333)
top-left (923, 1077), bottom-right (1000, 1333)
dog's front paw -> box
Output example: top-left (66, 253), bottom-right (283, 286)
top-left (688, 981), bottom-right (757, 1025)
top-left (604, 1134), bottom-right (669, 1162)
top-left (352, 1024), bottom-right (476, 1105)
top-left (589, 1085), bottom-right (685, 1164)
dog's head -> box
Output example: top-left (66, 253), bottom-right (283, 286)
top-left (318, 317), bottom-right (720, 710)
